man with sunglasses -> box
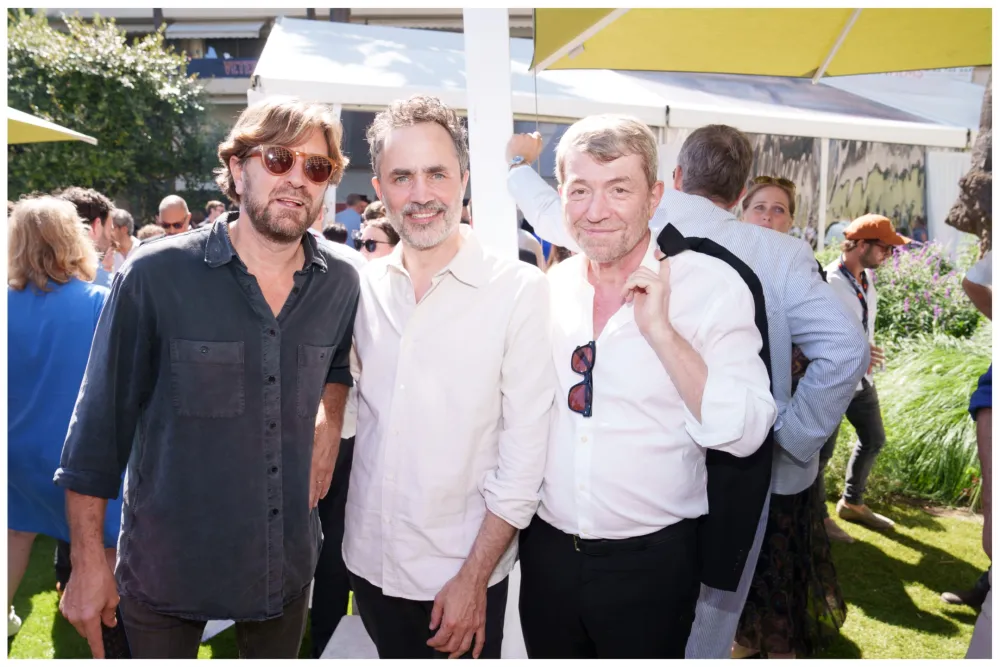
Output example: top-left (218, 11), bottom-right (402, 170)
top-left (157, 194), bottom-right (192, 235)
top-left (817, 214), bottom-right (910, 535)
top-left (343, 95), bottom-right (555, 659)
top-left (55, 98), bottom-right (360, 658)
top-left (506, 124), bottom-right (868, 659)
top-left (508, 114), bottom-right (776, 659)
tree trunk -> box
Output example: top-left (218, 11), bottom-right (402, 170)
top-left (944, 70), bottom-right (991, 255)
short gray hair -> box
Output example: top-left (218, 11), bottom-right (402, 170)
top-left (676, 125), bottom-right (753, 205)
top-left (555, 114), bottom-right (658, 188)
top-left (110, 208), bottom-right (134, 235)
top-left (367, 95), bottom-right (469, 179)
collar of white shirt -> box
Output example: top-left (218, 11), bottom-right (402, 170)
top-left (373, 224), bottom-right (491, 289)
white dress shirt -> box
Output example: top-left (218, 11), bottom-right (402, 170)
top-left (966, 250), bottom-right (992, 287)
top-left (112, 235), bottom-right (142, 273)
top-left (825, 259), bottom-right (877, 390)
top-left (344, 226), bottom-right (555, 600)
top-left (540, 234), bottom-right (777, 540)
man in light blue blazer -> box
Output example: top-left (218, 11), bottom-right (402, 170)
top-left (505, 125), bottom-right (868, 659)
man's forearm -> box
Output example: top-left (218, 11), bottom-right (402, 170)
top-left (316, 383), bottom-right (349, 448)
top-left (66, 490), bottom-right (109, 568)
top-left (647, 326), bottom-right (707, 422)
top-left (458, 511), bottom-right (518, 586)
top-left (963, 278), bottom-right (992, 320)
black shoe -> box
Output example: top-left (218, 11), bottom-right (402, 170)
top-left (941, 587), bottom-right (988, 610)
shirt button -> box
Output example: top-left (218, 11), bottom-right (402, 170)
top-left (383, 516), bottom-right (391, 524)
top-left (581, 436), bottom-right (588, 443)
top-left (200, 346), bottom-right (209, 354)
top-left (292, 287), bottom-right (300, 294)
top-left (269, 421), bottom-right (277, 430)
top-left (271, 508), bottom-right (279, 516)
top-left (268, 376), bottom-right (276, 384)
top-left (319, 353), bottom-right (325, 360)
top-left (270, 466), bottom-right (278, 474)
top-left (268, 329), bottom-right (276, 337)
top-left (399, 384), bottom-right (405, 390)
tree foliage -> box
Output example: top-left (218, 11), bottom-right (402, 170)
top-left (7, 10), bottom-right (224, 221)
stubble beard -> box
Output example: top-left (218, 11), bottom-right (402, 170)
top-left (242, 176), bottom-right (320, 245)
top-left (384, 199), bottom-right (460, 251)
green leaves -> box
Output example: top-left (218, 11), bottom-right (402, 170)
top-left (7, 9), bottom-right (220, 221)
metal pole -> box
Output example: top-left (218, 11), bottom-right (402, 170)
top-left (817, 137), bottom-right (830, 250)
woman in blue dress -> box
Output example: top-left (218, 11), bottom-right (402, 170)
top-left (7, 195), bottom-right (124, 638)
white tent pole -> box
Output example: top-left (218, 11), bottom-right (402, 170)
top-left (812, 9), bottom-right (862, 83)
top-left (320, 103), bottom-right (343, 232)
top-left (463, 9), bottom-right (518, 259)
top-left (817, 137), bottom-right (830, 250)
top-left (531, 8), bottom-right (629, 74)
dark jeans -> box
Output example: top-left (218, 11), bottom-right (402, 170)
top-left (518, 515), bottom-right (699, 658)
top-left (817, 382), bottom-right (886, 514)
top-left (54, 540), bottom-right (131, 659)
top-left (348, 572), bottom-right (508, 659)
top-left (118, 588), bottom-right (309, 659)
top-left (310, 436), bottom-right (355, 658)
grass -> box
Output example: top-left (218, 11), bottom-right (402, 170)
top-left (9, 508), bottom-right (989, 659)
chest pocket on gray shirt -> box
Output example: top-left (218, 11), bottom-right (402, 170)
top-left (169, 339), bottom-right (245, 418)
top-left (297, 344), bottom-right (335, 418)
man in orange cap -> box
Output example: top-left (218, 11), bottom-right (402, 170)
top-left (817, 214), bottom-right (910, 537)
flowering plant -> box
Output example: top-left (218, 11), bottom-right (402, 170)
top-left (874, 242), bottom-right (982, 344)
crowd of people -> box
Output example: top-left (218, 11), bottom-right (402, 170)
top-left (6, 92), bottom-right (991, 661)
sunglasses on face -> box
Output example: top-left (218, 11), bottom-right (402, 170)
top-left (568, 341), bottom-right (596, 418)
top-left (248, 145), bottom-right (336, 185)
top-left (159, 221), bottom-right (186, 231)
top-left (752, 175), bottom-right (796, 192)
top-left (354, 238), bottom-right (393, 253)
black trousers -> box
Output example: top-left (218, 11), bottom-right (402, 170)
top-left (349, 572), bottom-right (508, 659)
top-left (518, 515), bottom-right (700, 658)
top-left (310, 436), bottom-right (355, 658)
top-left (118, 588), bottom-right (309, 659)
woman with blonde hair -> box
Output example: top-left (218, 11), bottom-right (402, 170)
top-left (732, 176), bottom-right (846, 659)
top-left (7, 196), bottom-right (125, 653)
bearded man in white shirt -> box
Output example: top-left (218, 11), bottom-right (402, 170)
top-left (513, 114), bottom-right (777, 658)
top-left (343, 95), bottom-right (556, 659)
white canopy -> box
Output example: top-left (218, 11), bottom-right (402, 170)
top-left (165, 21), bottom-right (265, 40)
top-left (252, 18), bottom-right (971, 149)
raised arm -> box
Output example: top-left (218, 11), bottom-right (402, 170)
top-left (505, 133), bottom-right (581, 252)
top-left (778, 244), bottom-right (869, 463)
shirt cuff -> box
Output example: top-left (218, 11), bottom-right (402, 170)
top-left (325, 364), bottom-right (353, 387)
top-left (683, 371), bottom-right (750, 450)
top-left (53, 467), bottom-right (123, 500)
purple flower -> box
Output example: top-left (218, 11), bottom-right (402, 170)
top-left (945, 287), bottom-right (951, 298)
top-left (903, 298), bottom-right (910, 313)
top-left (932, 273), bottom-right (939, 282)
top-left (934, 306), bottom-right (942, 319)
top-left (924, 290), bottom-right (930, 301)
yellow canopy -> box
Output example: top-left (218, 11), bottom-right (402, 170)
top-left (532, 8), bottom-right (991, 81)
top-left (7, 107), bottom-right (98, 146)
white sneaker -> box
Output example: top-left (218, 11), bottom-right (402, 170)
top-left (8, 606), bottom-right (22, 637)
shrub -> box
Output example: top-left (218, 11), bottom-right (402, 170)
top-left (823, 327), bottom-right (991, 509)
top-left (873, 242), bottom-right (982, 345)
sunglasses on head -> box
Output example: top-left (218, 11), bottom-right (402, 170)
top-left (752, 175), bottom-right (796, 191)
top-left (248, 145), bottom-right (336, 185)
top-left (159, 221), bottom-right (185, 231)
top-left (568, 341), bottom-right (595, 418)
top-left (353, 238), bottom-right (392, 253)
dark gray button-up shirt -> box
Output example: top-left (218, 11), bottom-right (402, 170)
top-left (55, 214), bottom-right (360, 621)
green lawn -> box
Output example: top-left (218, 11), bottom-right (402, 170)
top-left (9, 503), bottom-right (988, 659)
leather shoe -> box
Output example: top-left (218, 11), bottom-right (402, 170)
top-left (824, 517), bottom-right (855, 543)
top-left (836, 499), bottom-right (895, 530)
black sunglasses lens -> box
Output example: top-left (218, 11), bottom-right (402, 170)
top-left (568, 381), bottom-right (592, 416)
top-left (571, 343), bottom-right (594, 374)
top-left (353, 239), bottom-right (363, 250)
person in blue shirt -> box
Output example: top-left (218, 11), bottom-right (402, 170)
top-left (7, 196), bottom-right (124, 645)
top-left (334, 192), bottom-right (369, 244)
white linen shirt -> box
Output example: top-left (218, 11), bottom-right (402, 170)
top-left (539, 234), bottom-right (777, 540)
top-left (966, 250), bottom-right (992, 288)
top-left (344, 226), bottom-right (556, 600)
top-left (825, 259), bottom-right (877, 390)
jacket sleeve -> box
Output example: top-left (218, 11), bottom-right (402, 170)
top-left (776, 244), bottom-right (869, 463)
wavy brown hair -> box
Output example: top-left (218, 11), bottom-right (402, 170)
top-left (9, 195), bottom-right (98, 292)
top-left (366, 95), bottom-right (469, 179)
top-left (215, 97), bottom-right (348, 205)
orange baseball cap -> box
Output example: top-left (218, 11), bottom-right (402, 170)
top-left (844, 214), bottom-right (911, 246)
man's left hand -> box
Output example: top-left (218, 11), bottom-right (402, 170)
top-left (427, 570), bottom-right (487, 658)
top-left (623, 256), bottom-right (673, 343)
